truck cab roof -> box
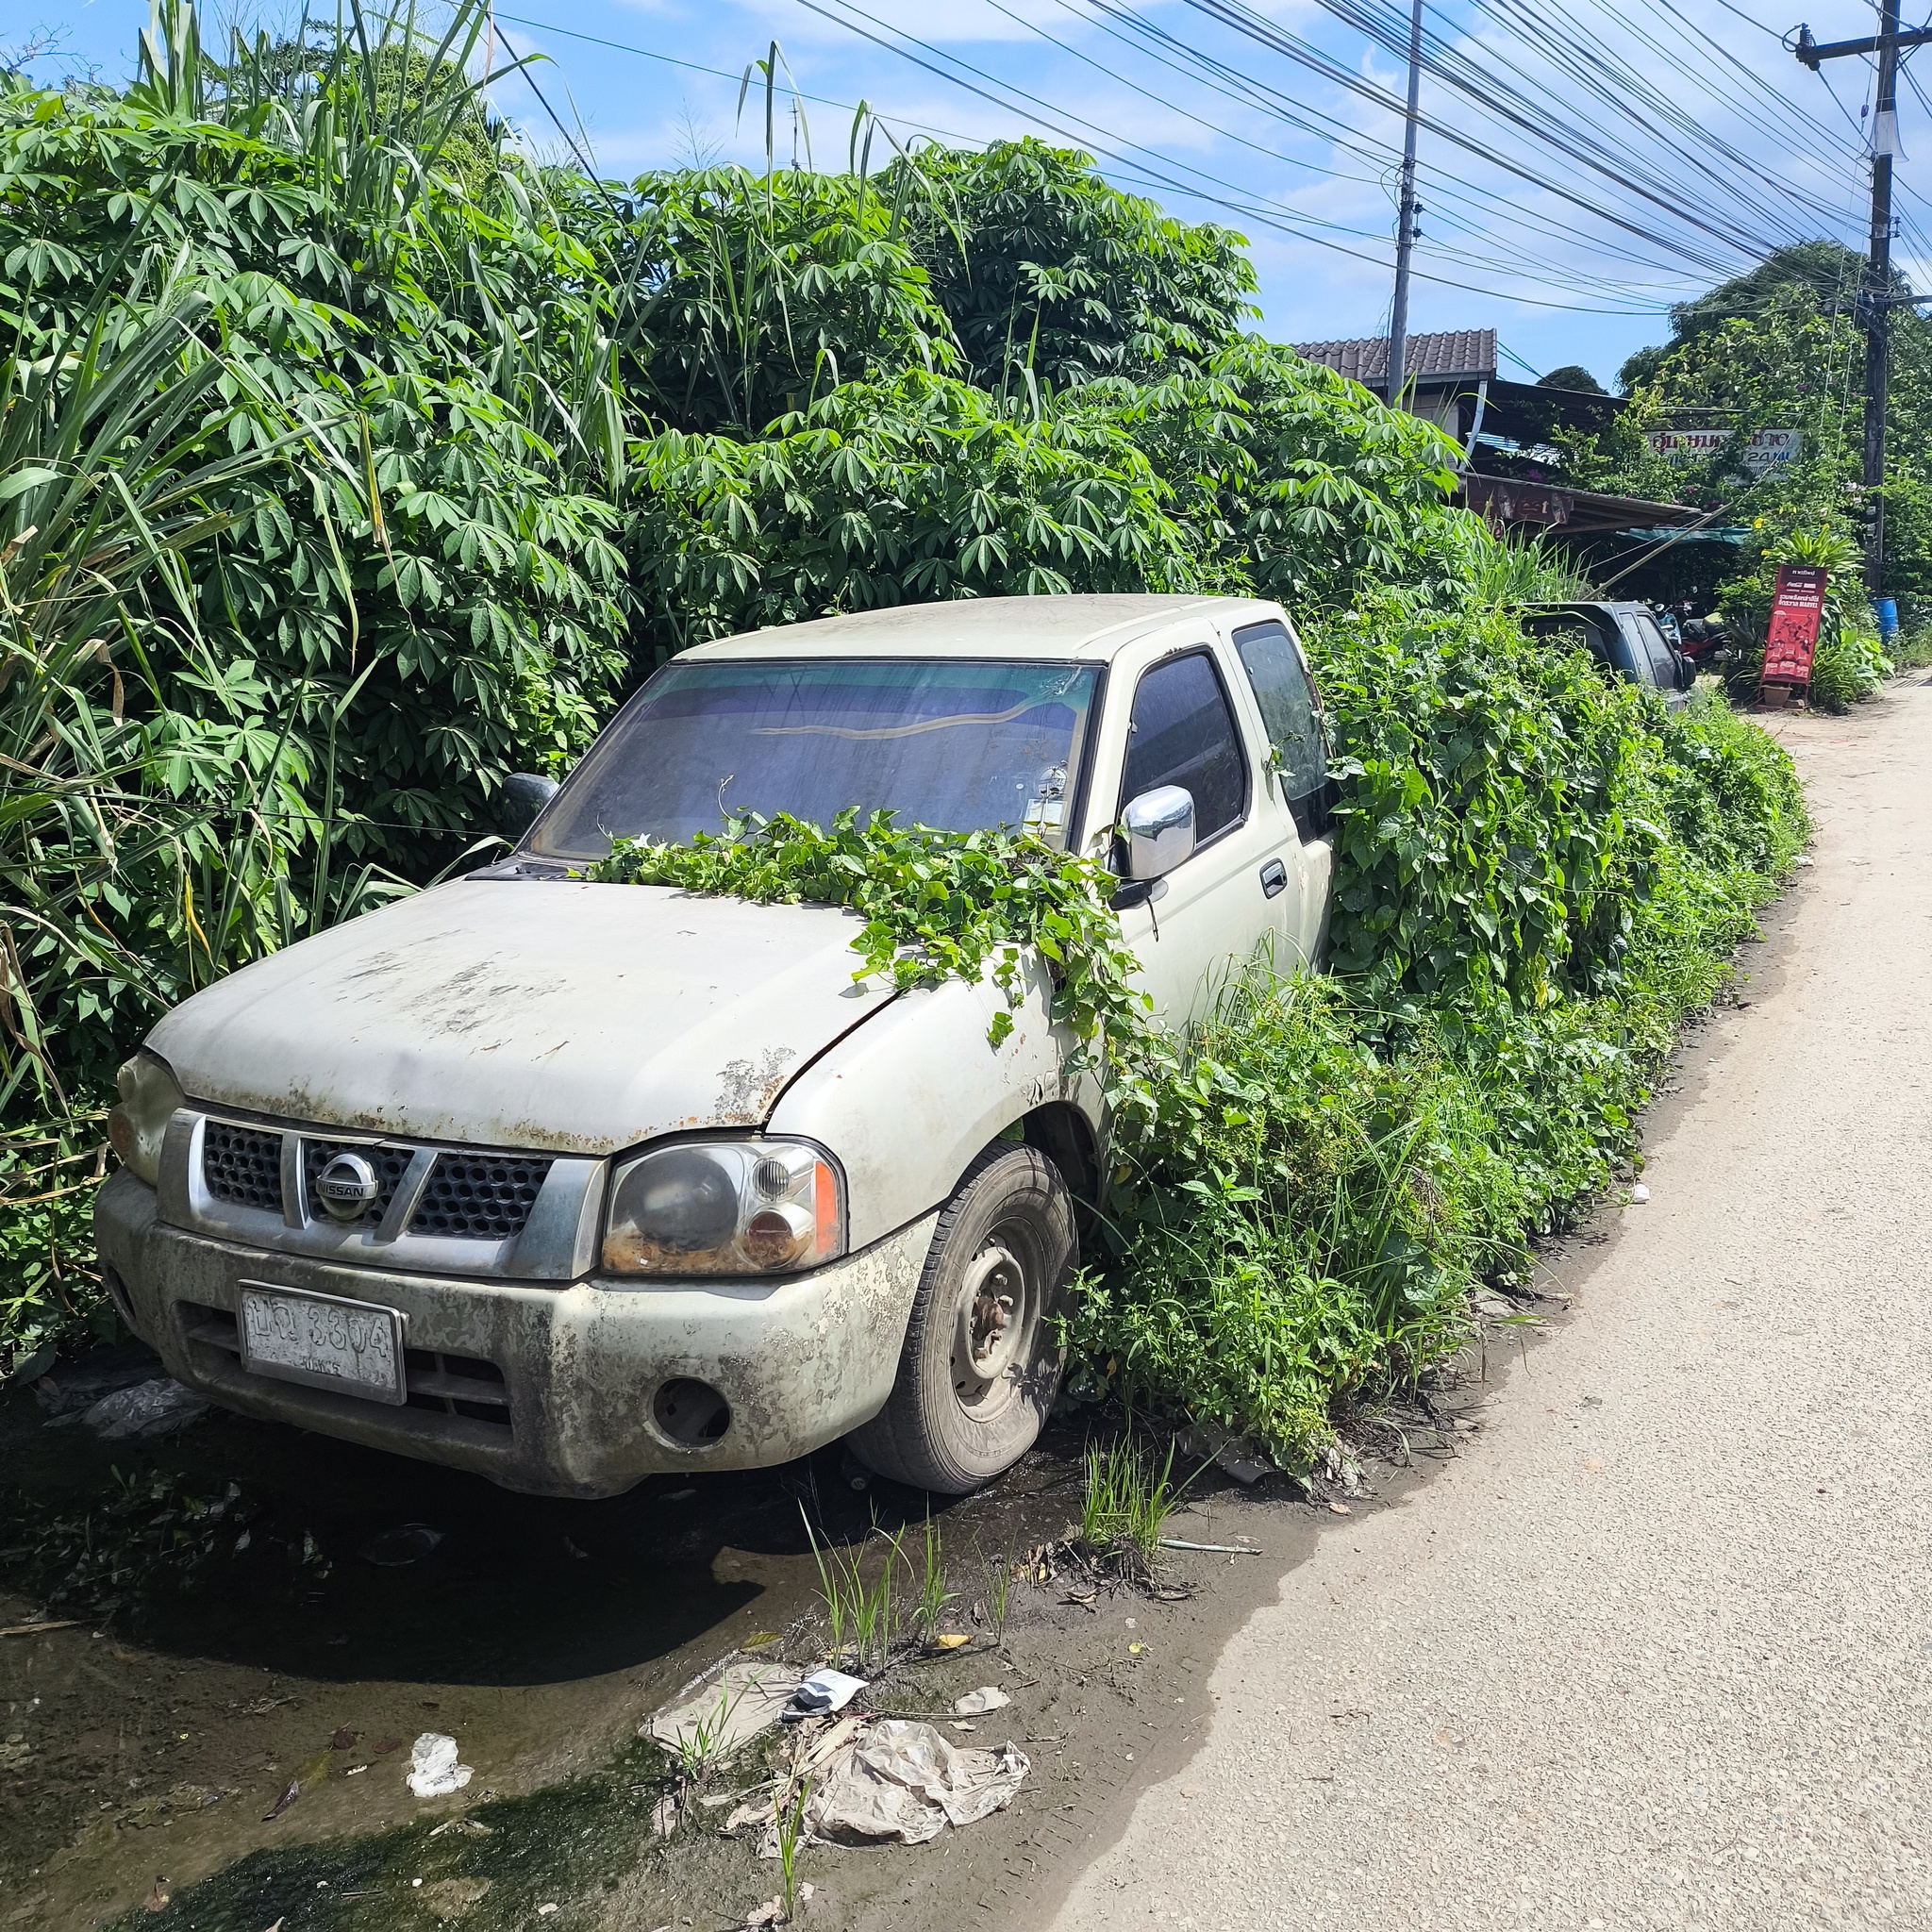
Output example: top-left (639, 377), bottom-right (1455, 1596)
top-left (679, 594), bottom-right (1290, 664)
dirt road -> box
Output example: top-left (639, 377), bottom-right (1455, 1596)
top-left (1046, 682), bottom-right (1932, 1931)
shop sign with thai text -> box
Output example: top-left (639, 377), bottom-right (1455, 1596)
top-left (1643, 426), bottom-right (1800, 477)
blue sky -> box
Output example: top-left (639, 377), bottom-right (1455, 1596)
top-left (22, 0), bottom-right (1929, 386)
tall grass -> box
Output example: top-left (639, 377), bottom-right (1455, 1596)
top-left (976, 1538), bottom-right (1015, 1645)
top-left (805, 1513), bottom-right (901, 1674)
top-left (1461, 527), bottom-right (1598, 604)
top-left (908, 1512), bottom-right (956, 1647)
top-left (1079, 1437), bottom-right (1184, 1576)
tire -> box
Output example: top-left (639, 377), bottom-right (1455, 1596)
top-left (848, 1143), bottom-right (1076, 1494)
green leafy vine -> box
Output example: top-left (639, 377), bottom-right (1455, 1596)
top-left (588, 807), bottom-right (1151, 1054)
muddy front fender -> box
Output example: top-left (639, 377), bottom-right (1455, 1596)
top-left (769, 959), bottom-right (1106, 1247)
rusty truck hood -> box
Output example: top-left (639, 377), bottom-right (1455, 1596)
top-left (145, 878), bottom-right (895, 1154)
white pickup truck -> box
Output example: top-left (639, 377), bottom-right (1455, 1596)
top-left (96, 595), bottom-right (1334, 1495)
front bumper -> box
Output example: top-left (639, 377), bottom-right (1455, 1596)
top-left (95, 1169), bottom-right (934, 1498)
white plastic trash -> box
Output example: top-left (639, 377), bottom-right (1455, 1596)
top-left (952, 1686), bottom-right (1011, 1716)
top-left (791, 1668), bottom-right (867, 1716)
top-left (79, 1378), bottom-right (208, 1440)
top-left (1630, 1184), bottom-right (1650, 1204)
top-left (406, 1733), bottom-right (474, 1798)
top-left (806, 1720), bottom-right (1027, 1845)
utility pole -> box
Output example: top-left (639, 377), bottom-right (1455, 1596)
top-left (1796, 8), bottom-right (1932, 591)
top-left (1386, 0), bottom-right (1424, 410)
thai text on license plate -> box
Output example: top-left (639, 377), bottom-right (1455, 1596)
top-left (237, 1283), bottom-right (407, 1405)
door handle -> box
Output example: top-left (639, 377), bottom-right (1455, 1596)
top-left (1258, 858), bottom-right (1289, 899)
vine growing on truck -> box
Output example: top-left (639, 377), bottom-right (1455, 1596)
top-left (591, 808), bottom-right (1151, 1054)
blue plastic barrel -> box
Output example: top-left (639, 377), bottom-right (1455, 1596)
top-left (1874, 596), bottom-right (1900, 638)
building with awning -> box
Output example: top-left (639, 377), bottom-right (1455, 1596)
top-left (1292, 330), bottom-right (1745, 593)
top-left (1459, 475), bottom-right (1710, 535)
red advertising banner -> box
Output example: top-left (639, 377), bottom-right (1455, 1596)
top-left (1762, 564), bottom-right (1826, 688)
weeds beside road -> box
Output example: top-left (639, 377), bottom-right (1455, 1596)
top-left (1072, 622), bottom-right (1807, 1469)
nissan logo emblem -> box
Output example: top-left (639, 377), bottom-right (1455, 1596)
top-left (316, 1151), bottom-right (380, 1222)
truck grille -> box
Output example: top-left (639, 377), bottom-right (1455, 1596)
top-left (302, 1140), bottom-right (414, 1226)
top-left (196, 1124), bottom-right (553, 1242)
top-left (410, 1155), bottom-right (552, 1241)
top-left (202, 1123), bottom-right (283, 1213)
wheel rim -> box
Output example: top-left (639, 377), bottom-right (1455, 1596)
top-left (951, 1229), bottom-right (1037, 1423)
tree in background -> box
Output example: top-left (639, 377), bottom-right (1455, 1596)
top-left (1539, 364), bottom-right (1606, 393)
top-left (900, 139), bottom-right (1258, 392)
top-left (1554, 240), bottom-right (1932, 638)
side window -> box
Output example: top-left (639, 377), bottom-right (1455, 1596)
top-left (1232, 620), bottom-right (1330, 835)
top-left (1120, 650), bottom-right (1246, 842)
top-left (1629, 613), bottom-right (1681, 689)
top-left (1524, 612), bottom-right (1613, 671)
top-left (1605, 614), bottom-right (1652, 683)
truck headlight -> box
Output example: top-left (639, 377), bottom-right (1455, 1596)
top-left (604, 1139), bottom-right (845, 1276)
top-left (107, 1050), bottom-right (187, 1188)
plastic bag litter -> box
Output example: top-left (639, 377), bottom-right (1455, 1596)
top-left (805, 1720), bottom-right (1027, 1845)
top-left (1176, 1422), bottom-right (1275, 1486)
top-left (951, 1686), bottom-right (1010, 1716)
top-left (79, 1378), bottom-right (208, 1440)
top-left (647, 1657), bottom-right (795, 1756)
top-left (790, 1668), bottom-right (866, 1717)
top-left (406, 1733), bottom-right (474, 1798)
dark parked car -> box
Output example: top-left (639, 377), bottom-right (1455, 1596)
top-left (1519, 601), bottom-right (1696, 710)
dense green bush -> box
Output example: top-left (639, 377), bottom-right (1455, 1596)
top-left (627, 370), bottom-right (1196, 652)
top-left (1307, 600), bottom-right (1641, 1008)
top-left (626, 344), bottom-right (1480, 656)
top-left (1080, 974), bottom-right (1530, 1449)
top-left (1071, 635), bottom-right (1808, 1464)
top-left (624, 160), bottom-right (960, 436)
top-left (1104, 341), bottom-right (1474, 611)
top-left (1, 3), bottom-right (632, 1098)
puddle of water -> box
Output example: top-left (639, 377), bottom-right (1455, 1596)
top-left (0, 1348), bottom-right (1089, 1928)
top-left (98, 1737), bottom-right (685, 1930)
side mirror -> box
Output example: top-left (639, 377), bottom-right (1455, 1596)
top-left (1121, 785), bottom-right (1196, 882)
top-left (500, 772), bottom-right (559, 839)
top-left (1676, 650), bottom-right (1697, 691)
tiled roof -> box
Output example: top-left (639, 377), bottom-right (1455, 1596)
top-left (1293, 328), bottom-right (1498, 387)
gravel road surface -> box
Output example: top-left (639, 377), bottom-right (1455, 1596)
top-left (1048, 684), bottom-right (1932, 1931)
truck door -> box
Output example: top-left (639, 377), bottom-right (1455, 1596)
top-left (1229, 617), bottom-right (1334, 970)
top-left (1109, 646), bottom-right (1289, 1027)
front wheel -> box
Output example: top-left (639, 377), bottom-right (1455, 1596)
top-left (848, 1143), bottom-right (1076, 1494)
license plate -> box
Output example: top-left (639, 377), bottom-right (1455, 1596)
top-left (237, 1282), bottom-right (408, 1406)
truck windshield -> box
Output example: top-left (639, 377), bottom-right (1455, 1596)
top-left (527, 658), bottom-right (1103, 858)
